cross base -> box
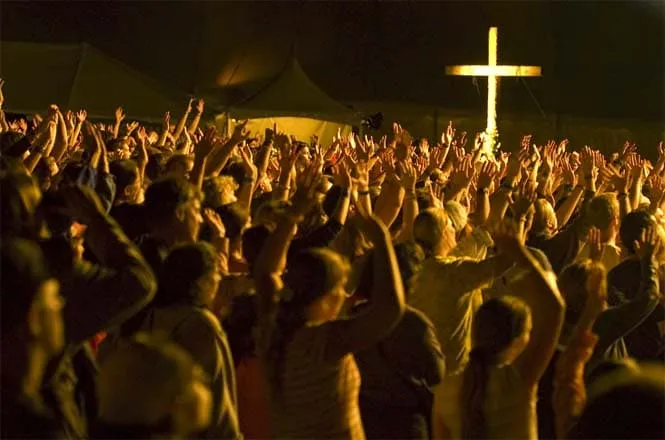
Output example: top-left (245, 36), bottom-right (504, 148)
top-left (480, 129), bottom-right (499, 160)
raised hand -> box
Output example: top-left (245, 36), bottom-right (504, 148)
top-left (162, 111), bottom-right (171, 131)
top-left (443, 120), bottom-right (456, 146)
top-left (195, 127), bottom-right (219, 159)
top-left (649, 174), bottom-right (665, 207)
top-left (491, 220), bottom-right (525, 259)
top-left (585, 227), bottom-right (603, 262)
top-left (477, 160), bottom-right (498, 190)
top-left (396, 160), bottom-right (417, 193)
top-left (353, 197), bottom-right (389, 244)
top-left (0, 78), bottom-right (4, 108)
top-left (239, 144), bottom-right (258, 182)
top-left (634, 227), bottom-right (662, 260)
top-left (231, 120), bottom-right (250, 142)
top-left (473, 132), bottom-right (484, 152)
top-left (125, 121), bottom-right (139, 135)
top-left (76, 109), bottom-right (87, 123)
top-left (195, 99), bottom-right (205, 114)
top-left (459, 131), bottom-right (468, 149)
top-left (291, 162), bottom-right (323, 217)
top-left (512, 183), bottom-right (537, 219)
top-left (520, 134), bottom-right (533, 151)
top-left (333, 160), bottom-right (353, 189)
top-left (114, 106), bottom-right (126, 123)
top-left (449, 156), bottom-right (475, 192)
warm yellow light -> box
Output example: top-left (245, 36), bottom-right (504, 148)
top-left (445, 65), bottom-right (541, 77)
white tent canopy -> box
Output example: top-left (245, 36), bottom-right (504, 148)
top-left (221, 57), bottom-right (358, 142)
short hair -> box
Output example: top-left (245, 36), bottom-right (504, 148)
top-left (531, 199), bottom-right (557, 236)
top-left (559, 260), bottom-right (606, 326)
top-left (154, 242), bottom-right (219, 307)
top-left (619, 210), bottom-right (654, 254)
top-left (356, 242), bottom-right (423, 300)
top-left (98, 333), bottom-right (206, 428)
top-left (109, 159), bottom-right (140, 196)
top-left (223, 161), bottom-right (247, 187)
top-left (413, 208), bottom-right (449, 256)
top-left (1, 238), bottom-right (50, 334)
top-left (202, 175), bottom-right (238, 209)
top-left (143, 176), bottom-right (199, 221)
top-left (164, 154), bottom-right (192, 173)
top-left (571, 366), bottom-right (665, 439)
top-left (587, 193), bottom-right (620, 230)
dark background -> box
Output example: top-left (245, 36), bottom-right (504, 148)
top-left (2, 1), bottom-right (664, 121)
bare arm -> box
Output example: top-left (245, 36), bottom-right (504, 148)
top-left (373, 178), bottom-right (405, 229)
top-left (111, 106), bottom-right (125, 140)
top-left (60, 185), bottom-right (156, 344)
top-left (157, 112), bottom-right (170, 148)
top-left (235, 145), bottom-right (258, 215)
top-left (511, 239), bottom-right (566, 387)
top-left (187, 99), bottom-right (204, 134)
top-left (189, 127), bottom-right (217, 191)
top-left (323, 215), bottom-right (405, 358)
top-left (394, 161), bottom-right (418, 242)
top-left (173, 99), bottom-right (192, 142)
top-left (51, 110), bottom-right (70, 163)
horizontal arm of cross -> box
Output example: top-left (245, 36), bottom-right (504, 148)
top-left (446, 65), bottom-right (542, 77)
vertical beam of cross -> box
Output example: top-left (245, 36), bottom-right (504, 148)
top-left (446, 27), bottom-right (542, 157)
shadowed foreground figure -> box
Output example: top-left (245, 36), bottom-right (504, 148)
top-left (92, 333), bottom-right (212, 439)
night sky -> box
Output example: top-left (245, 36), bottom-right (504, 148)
top-left (2, 1), bottom-right (663, 121)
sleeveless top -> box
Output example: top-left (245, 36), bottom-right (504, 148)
top-left (271, 324), bottom-right (364, 439)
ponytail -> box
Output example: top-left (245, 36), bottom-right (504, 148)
top-left (264, 300), bottom-right (306, 398)
top-left (460, 347), bottom-right (493, 439)
top-left (460, 296), bottom-right (530, 439)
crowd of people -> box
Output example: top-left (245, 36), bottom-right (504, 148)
top-left (1, 76), bottom-right (664, 439)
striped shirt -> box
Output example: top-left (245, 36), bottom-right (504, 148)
top-left (271, 323), bottom-right (365, 439)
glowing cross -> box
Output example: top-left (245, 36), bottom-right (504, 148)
top-left (446, 27), bottom-right (541, 156)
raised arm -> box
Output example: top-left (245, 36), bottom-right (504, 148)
top-left (60, 185), bottom-right (156, 345)
top-left (23, 119), bottom-right (57, 173)
top-left (111, 106), bottom-right (125, 140)
top-left (373, 176), bottom-right (405, 229)
top-left (189, 127), bottom-right (218, 191)
top-left (235, 144), bottom-right (258, 215)
top-left (205, 121), bottom-right (249, 177)
top-left (553, 263), bottom-right (603, 439)
top-left (323, 212), bottom-right (405, 358)
top-left (157, 111), bottom-right (170, 148)
top-left (254, 165), bottom-right (322, 318)
top-left (592, 228), bottom-right (661, 355)
top-left (173, 99), bottom-right (193, 141)
top-left (50, 108), bottom-right (71, 163)
top-left (187, 99), bottom-right (204, 134)
top-left (502, 225), bottom-right (565, 387)
top-left (394, 161), bottom-right (418, 242)
top-left (68, 109), bottom-right (86, 148)
top-left (472, 161), bottom-right (497, 225)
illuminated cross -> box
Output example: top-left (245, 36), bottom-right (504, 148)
top-left (446, 27), bottom-right (541, 156)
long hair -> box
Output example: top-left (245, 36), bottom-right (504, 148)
top-left (460, 297), bottom-right (530, 439)
top-left (262, 248), bottom-right (348, 398)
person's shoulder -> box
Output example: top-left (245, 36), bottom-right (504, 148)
top-left (401, 306), bottom-right (435, 330)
